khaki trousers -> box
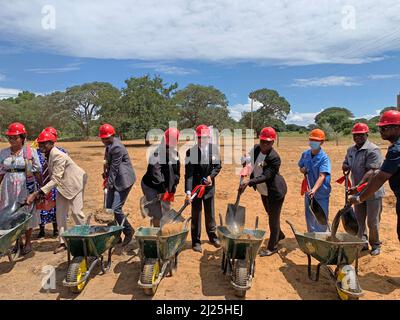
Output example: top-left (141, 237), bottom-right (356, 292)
top-left (56, 175), bottom-right (87, 243)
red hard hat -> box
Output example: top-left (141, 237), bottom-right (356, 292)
top-left (44, 127), bottom-right (58, 139)
top-left (165, 127), bottom-right (180, 146)
top-left (5, 122), bottom-right (27, 136)
top-left (377, 110), bottom-right (400, 126)
top-left (352, 123), bottom-right (369, 134)
top-left (259, 127), bottom-right (277, 141)
top-left (98, 124), bottom-right (116, 138)
top-left (37, 131), bottom-right (56, 143)
top-left (195, 124), bottom-right (210, 137)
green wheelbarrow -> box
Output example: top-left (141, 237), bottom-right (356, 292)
top-left (286, 220), bottom-right (367, 300)
top-left (135, 217), bottom-right (191, 296)
top-left (61, 220), bottom-right (124, 293)
top-left (217, 214), bottom-right (266, 298)
top-left (0, 203), bottom-right (33, 262)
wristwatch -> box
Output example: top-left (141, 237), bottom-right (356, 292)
top-left (354, 195), bottom-right (362, 204)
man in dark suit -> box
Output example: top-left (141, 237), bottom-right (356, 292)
top-left (185, 124), bottom-right (222, 252)
top-left (99, 124), bottom-right (136, 246)
top-left (239, 127), bottom-right (287, 256)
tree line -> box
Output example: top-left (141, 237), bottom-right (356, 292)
top-left (0, 74), bottom-right (395, 141)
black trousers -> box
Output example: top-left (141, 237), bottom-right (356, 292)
top-left (396, 196), bottom-right (400, 241)
top-left (191, 196), bottom-right (218, 245)
top-left (261, 195), bottom-right (285, 251)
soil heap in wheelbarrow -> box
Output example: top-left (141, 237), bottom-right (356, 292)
top-left (159, 222), bottom-right (185, 236)
top-left (236, 233), bottom-right (256, 240)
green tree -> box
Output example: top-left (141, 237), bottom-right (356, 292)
top-left (315, 107), bottom-right (354, 132)
top-left (249, 88), bottom-right (291, 121)
top-left (173, 84), bottom-right (232, 129)
top-left (61, 82), bottom-right (120, 139)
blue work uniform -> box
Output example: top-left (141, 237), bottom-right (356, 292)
top-left (298, 148), bottom-right (332, 232)
top-left (380, 138), bottom-right (400, 241)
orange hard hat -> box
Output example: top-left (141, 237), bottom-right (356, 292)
top-left (309, 129), bottom-right (325, 141)
top-left (6, 122), bottom-right (27, 136)
top-left (259, 127), bottom-right (277, 141)
top-left (98, 124), bottom-right (116, 139)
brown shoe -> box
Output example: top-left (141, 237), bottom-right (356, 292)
top-left (53, 244), bottom-right (67, 254)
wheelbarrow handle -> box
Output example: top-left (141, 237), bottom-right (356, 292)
top-left (285, 220), bottom-right (297, 234)
top-left (219, 213), bottom-right (223, 227)
top-left (255, 216), bottom-right (259, 230)
top-left (184, 216), bottom-right (192, 230)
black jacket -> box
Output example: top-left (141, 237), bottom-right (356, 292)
top-left (142, 145), bottom-right (180, 194)
top-left (185, 143), bottom-right (222, 199)
top-left (105, 138), bottom-right (136, 191)
top-left (249, 145), bottom-right (287, 200)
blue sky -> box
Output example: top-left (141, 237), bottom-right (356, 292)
top-left (0, 1), bottom-right (399, 125)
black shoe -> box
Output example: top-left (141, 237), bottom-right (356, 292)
top-left (37, 226), bottom-right (45, 239)
top-left (278, 233), bottom-right (286, 242)
top-left (210, 239), bottom-right (221, 248)
top-left (121, 233), bottom-right (133, 247)
top-left (192, 243), bottom-right (202, 253)
top-left (361, 244), bottom-right (369, 251)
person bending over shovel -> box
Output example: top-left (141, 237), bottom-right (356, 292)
top-left (185, 124), bottom-right (222, 253)
top-left (27, 131), bottom-right (87, 254)
top-left (141, 128), bottom-right (181, 227)
top-left (349, 110), bottom-right (400, 286)
top-left (298, 129), bottom-right (331, 232)
top-left (99, 124), bottom-right (136, 247)
top-left (239, 127), bottom-right (287, 257)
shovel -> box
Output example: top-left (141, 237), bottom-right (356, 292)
top-left (159, 186), bottom-right (203, 229)
top-left (305, 174), bottom-right (330, 228)
top-left (139, 196), bottom-right (160, 218)
top-left (340, 174), bottom-right (360, 236)
top-left (225, 176), bottom-right (246, 235)
top-left (331, 182), bottom-right (367, 240)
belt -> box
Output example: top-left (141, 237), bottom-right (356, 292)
top-left (6, 168), bottom-right (26, 173)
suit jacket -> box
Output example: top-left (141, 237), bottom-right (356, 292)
top-left (185, 143), bottom-right (222, 199)
top-left (142, 145), bottom-right (180, 194)
top-left (41, 147), bottom-right (86, 200)
top-left (105, 138), bottom-right (136, 192)
top-left (249, 145), bottom-right (287, 200)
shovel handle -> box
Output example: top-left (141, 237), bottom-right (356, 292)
top-left (255, 216), bottom-right (259, 229)
top-left (219, 213), bottom-right (223, 226)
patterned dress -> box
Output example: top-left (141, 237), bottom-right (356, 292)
top-left (36, 147), bottom-right (67, 226)
top-left (0, 146), bottom-right (41, 228)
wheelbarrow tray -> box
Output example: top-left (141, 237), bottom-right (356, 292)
top-left (0, 214), bottom-right (32, 254)
top-left (135, 226), bottom-right (189, 261)
top-left (217, 226), bottom-right (265, 260)
top-left (293, 231), bottom-right (366, 265)
top-left (61, 225), bottom-right (123, 257)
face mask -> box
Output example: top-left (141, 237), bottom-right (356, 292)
top-left (309, 141), bottom-right (321, 150)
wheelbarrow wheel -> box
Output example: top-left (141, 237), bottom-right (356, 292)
top-left (141, 258), bottom-right (160, 296)
top-left (234, 260), bottom-right (248, 298)
top-left (66, 256), bottom-right (88, 293)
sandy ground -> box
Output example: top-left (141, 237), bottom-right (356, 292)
top-left (1, 136), bottom-right (400, 300)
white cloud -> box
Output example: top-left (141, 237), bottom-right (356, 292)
top-left (0, 73), bottom-right (5, 81)
top-left (368, 74), bottom-right (400, 80)
top-left (291, 76), bottom-right (361, 87)
top-left (131, 62), bottom-right (197, 75)
top-left (0, 87), bottom-right (22, 99)
top-left (229, 98), bottom-right (262, 121)
top-left (285, 110), bottom-right (322, 126)
top-left (0, 1), bottom-right (399, 64)
top-left (25, 62), bottom-right (81, 74)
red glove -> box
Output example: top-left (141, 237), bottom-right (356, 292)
top-left (336, 175), bottom-right (352, 188)
top-left (300, 177), bottom-right (309, 196)
top-left (161, 191), bottom-right (175, 202)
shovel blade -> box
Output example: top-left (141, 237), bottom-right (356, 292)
top-left (340, 207), bottom-right (359, 236)
top-left (160, 209), bottom-right (185, 228)
top-left (226, 204), bottom-right (245, 235)
top-left (309, 197), bottom-right (328, 226)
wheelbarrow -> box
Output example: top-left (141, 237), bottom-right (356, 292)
top-left (60, 219), bottom-right (124, 293)
top-left (217, 214), bottom-right (266, 298)
top-left (286, 220), bottom-right (367, 300)
top-left (135, 217), bottom-right (191, 296)
top-left (0, 203), bottom-right (33, 262)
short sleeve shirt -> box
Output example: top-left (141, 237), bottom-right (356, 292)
top-left (380, 138), bottom-right (400, 196)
